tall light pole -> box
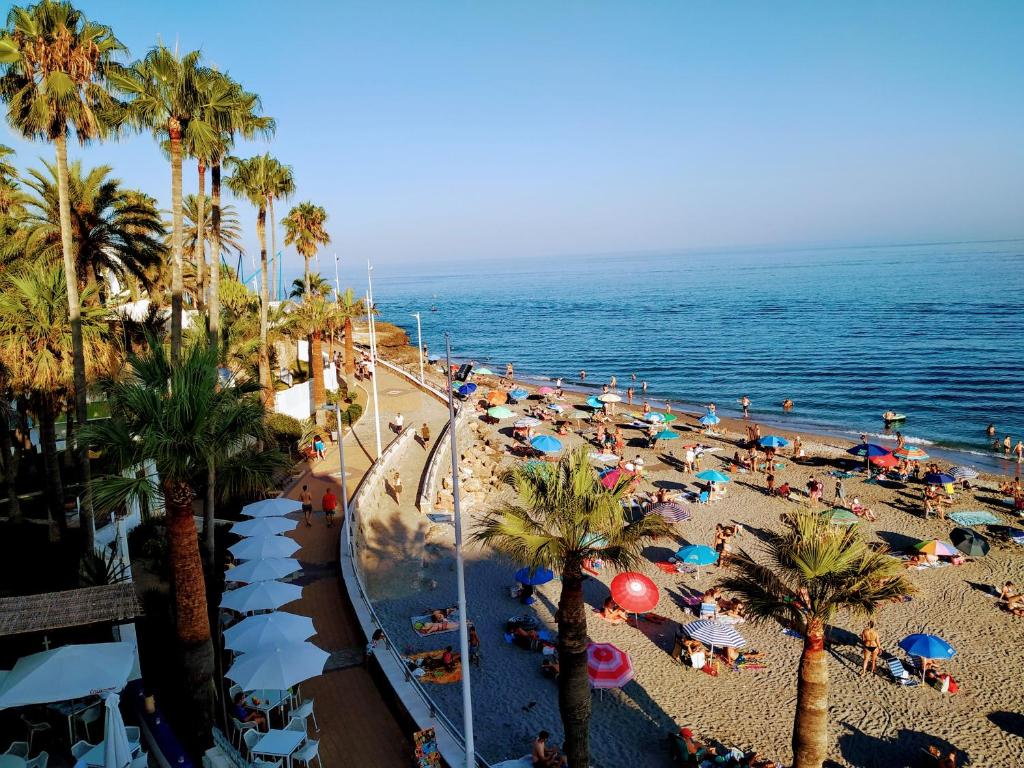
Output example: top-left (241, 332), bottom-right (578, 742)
top-left (445, 333), bottom-right (474, 765)
top-left (327, 404), bottom-right (351, 547)
top-left (411, 312), bottom-right (424, 384)
top-left (333, 252), bottom-right (340, 298)
top-left (365, 264), bottom-right (382, 459)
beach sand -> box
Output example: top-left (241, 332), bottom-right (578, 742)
top-left (365, 368), bottom-right (1024, 767)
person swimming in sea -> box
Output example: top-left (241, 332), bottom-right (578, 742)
top-left (782, 398), bottom-right (794, 410)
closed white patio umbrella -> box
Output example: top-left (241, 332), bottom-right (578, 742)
top-left (240, 498), bottom-right (301, 518)
top-left (226, 642), bottom-right (329, 691)
top-left (223, 612), bottom-right (316, 653)
top-left (101, 691), bottom-right (133, 768)
top-left (228, 535), bottom-right (300, 561)
top-left (219, 581), bottom-right (303, 613)
top-left (225, 558), bottom-right (300, 584)
top-left (230, 517), bottom-right (298, 537)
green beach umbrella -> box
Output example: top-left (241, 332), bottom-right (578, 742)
top-left (487, 406), bottom-right (514, 419)
top-left (823, 509), bottom-right (858, 525)
top-left (474, 367), bottom-right (494, 375)
top-left (659, 413), bottom-right (678, 423)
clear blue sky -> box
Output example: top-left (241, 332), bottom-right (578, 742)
top-left (3, 0), bottom-right (1023, 283)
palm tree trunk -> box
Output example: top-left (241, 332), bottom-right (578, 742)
top-left (55, 134), bottom-right (94, 552)
top-left (311, 331), bottom-right (325, 409)
top-left (63, 407), bottom-right (75, 469)
top-left (343, 316), bottom-right (355, 384)
top-left (203, 459), bottom-right (216, 566)
top-left (557, 561), bottom-right (591, 768)
top-left (303, 254), bottom-right (311, 296)
top-left (792, 619), bottom-right (829, 768)
top-left (164, 478), bottom-right (215, 744)
top-left (195, 160), bottom-right (207, 315)
top-left (209, 161), bottom-right (222, 352)
top-left (169, 119), bottom-right (185, 363)
top-left (257, 206), bottom-right (272, 408)
top-left (0, 400), bottom-right (21, 523)
top-left (268, 196), bottom-right (277, 302)
top-left (37, 397), bottom-right (67, 541)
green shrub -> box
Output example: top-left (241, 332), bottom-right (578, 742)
top-left (267, 413), bottom-right (303, 442)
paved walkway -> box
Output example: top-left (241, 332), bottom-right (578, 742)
top-left (279, 366), bottom-right (449, 767)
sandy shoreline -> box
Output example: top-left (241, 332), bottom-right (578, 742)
top-left (366, 353), bottom-right (1024, 767)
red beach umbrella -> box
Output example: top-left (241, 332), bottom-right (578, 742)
top-left (869, 453), bottom-right (899, 468)
top-left (610, 572), bottom-right (660, 614)
top-left (586, 642), bottom-right (634, 689)
top-left (537, 386), bottom-right (555, 395)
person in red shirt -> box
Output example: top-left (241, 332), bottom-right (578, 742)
top-left (321, 488), bottom-right (338, 528)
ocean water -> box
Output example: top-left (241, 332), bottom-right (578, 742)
top-left (371, 240), bottom-right (1024, 472)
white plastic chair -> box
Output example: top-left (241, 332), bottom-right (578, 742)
top-left (4, 743), bottom-right (29, 758)
top-left (71, 741), bottom-right (93, 761)
top-left (241, 729), bottom-right (260, 759)
top-left (292, 740), bottom-right (321, 768)
top-left (228, 684), bottom-right (242, 701)
top-left (125, 726), bottom-right (142, 756)
top-left (290, 700), bottom-right (319, 732)
top-left (75, 705), bottom-right (103, 742)
top-left (25, 752), bottom-right (47, 768)
top-left (20, 715), bottom-right (51, 753)
top-left (231, 719), bottom-right (257, 750)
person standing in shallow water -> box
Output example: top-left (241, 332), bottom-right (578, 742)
top-left (740, 395), bottom-right (750, 418)
top-left (1004, 435), bottom-right (1012, 456)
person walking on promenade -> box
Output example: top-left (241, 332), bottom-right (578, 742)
top-left (300, 484), bottom-right (313, 527)
top-left (321, 487), bottom-right (338, 528)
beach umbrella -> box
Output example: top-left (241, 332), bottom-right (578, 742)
top-left (586, 396), bottom-right (604, 409)
top-left (760, 435), bottom-right (790, 449)
top-left (924, 472), bottom-right (955, 485)
top-left (514, 417), bottom-right (541, 428)
top-left (547, 403), bottom-right (565, 413)
top-left (224, 612), bottom-right (316, 653)
top-left (485, 391), bottom-right (508, 406)
top-left (586, 642), bottom-right (634, 689)
top-left (514, 567), bottom-right (554, 586)
top-left (893, 446), bottom-right (930, 461)
top-left (698, 413), bottom-right (720, 426)
top-left (474, 367), bottom-right (493, 376)
top-left (456, 382), bottom-right (477, 397)
top-left (590, 452), bottom-right (619, 464)
top-left (655, 429), bottom-right (679, 441)
top-left (599, 393), bottom-right (622, 403)
top-left (610, 572), bottom-right (660, 614)
top-left (537, 386), bottom-right (556, 395)
top-left (949, 528), bottom-right (989, 557)
top-left (230, 517), bottom-right (299, 537)
top-left (219, 581), bottom-right (303, 613)
top-left (898, 633), bottom-right (956, 662)
top-left (696, 470), bottom-right (730, 483)
top-left (914, 539), bottom-right (958, 557)
top-left (869, 453), bottom-right (900, 468)
top-left (228, 535), bottom-right (301, 561)
top-left (101, 691), bottom-right (133, 768)
top-left (659, 413), bottom-right (678, 423)
top-left (572, 410), bottom-right (593, 423)
top-left (675, 544), bottom-right (718, 566)
top-left (225, 557), bottom-right (301, 584)
top-left (949, 466), bottom-right (978, 481)
top-left (822, 508), bottom-right (858, 525)
top-left (241, 498), bottom-right (301, 518)
top-left (530, 435), bottom-right (563, 454)
top-left (846, 443), bottom-right (891, 458)
top-left (599, 467), bottom-right (628, 489)
top-left (683, 619), bottom-right (747, 655)
top-left (643, 412), bottom-right (665, 423)
top-left (0, 642), bottom-right (135, 709)
top-left (487, 405), bottom-right (515, 419)
top-left (650, 502), bottom-right (692, 524)
top-left (226, 642), bottom-right (330, 691)
top-left (509, 388), bottom-right (530, 401)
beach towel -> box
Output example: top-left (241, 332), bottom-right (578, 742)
top-left (655, 561), bottom-right (694, 575)
top-left (410, 609), bottom-right (460, 637)
top-left (717, 614), bottom-right (746, 625)
top-left (829, 470), bottom-right (855, 479)
top-left (949, 511), bottom-right (1001, 526)
top-left (405, 651), bottom-right (462, 684)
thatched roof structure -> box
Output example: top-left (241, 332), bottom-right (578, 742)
top-left (0, 583), bottom-right (142, 636)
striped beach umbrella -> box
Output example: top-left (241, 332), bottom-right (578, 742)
top-left (683, 620), bottom-right (747, 654)
top-left (241, 498), bottom-right (301, 518)
top-left (651, 502), bottom-right (691, 523)
top-left (610, 572), bottom-right (660, 614)
top-left (893, 446), bottom-right (929, 461)
top-left (949, 466), bottom-right (978, 481)
top-left (514, 417), bottom-right (541, 428)
top-left (230, 517), bottom-right (299, 538)
top-left (924, 472), bottom-right (956, 486)
top-left (915, 540), bottom-right (958, 557)
top-left (869, 453), bottom-right (900, 468)
top-left (586, 642), bottom-right (634, 689)
top-left (225, 557), bottom-right (301, 584)
top-left (228, 535), bottom-right (301, 561)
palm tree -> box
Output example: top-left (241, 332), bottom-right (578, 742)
top-left (474, 447), bottom-right (671, 768)
top-left (718, 512), bottom-right (913, 768)
top-left (21, 160), bottom-right (166, 299)
top-left (225, 153), bottom-right (293, 407)
top-left (337, 287), bottom-right (366, 386)
top-left (0, 0), bottom-right (125, 552)
top-left (285, 295), bottom-right (340, 410)
top-left (282, 201), bottom-right (330, 296)
top-left (0, 262), bottom-right (111, 538)
top-left (266, 161), bottom-right (294, 303)
top-left (107, 45), bottom-right (208, 361)
top-left (0, 143), bottom-right (21, 215)
top-left (182, 193), bottom-right (244, 263)
top-left (85, 340), bottom-right (283, 743)
top-left (289, 272), bottom-right (332, 300)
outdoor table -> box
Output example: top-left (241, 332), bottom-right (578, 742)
top-left (46, 697), bottom-right (98, 743)
top-left (0, 756), bottom-right (27, 768)
top-left (250, 729), bottom-right (304, 768)
top-left (246, 689), bottom-right (289, 724)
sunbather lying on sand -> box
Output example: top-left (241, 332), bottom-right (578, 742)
top-left (599, 597), bottom-right (629, 624)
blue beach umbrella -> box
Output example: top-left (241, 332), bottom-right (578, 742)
top-left (531, 435), bottom-right (563, 454)
top-left (586, 396), bottom-right (605, 409)
top-left (898, 633), bottom-right (956, 661)
top-left (515, 567), bottom-right (554, 586)
top-left (698, 413), bottom-right (720, 426)
top-left (655, 429), bottom-right (679, 440)
top-left (675, 545), bottom-right (718, 565)
top-left (846, 443), bottom-right (890, 458)
top-left (509, 388), bottom-right (529, 401)
top-left (696, 470), bottom-right (731, 483)
top-left (924, 472), bottom-right (956, 486)
top-left (644, 412), bottom-right (666, 423)
top-left (455, 382), bottom-right (478, 397)
top-left (760, 435), bottom-right (790, 449)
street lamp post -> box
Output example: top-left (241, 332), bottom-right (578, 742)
top-left (365, 280), bottom-right (382, 458)
top-left (411, 312), bottom-right (424, 384)
top-left (326, 403), bottom-right (351, 545)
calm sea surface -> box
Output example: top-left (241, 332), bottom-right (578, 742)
top-left (371, 241), bottom-right (1024, 472)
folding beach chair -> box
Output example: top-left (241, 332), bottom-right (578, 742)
top-left (885, 657), bottom-right (920, 686)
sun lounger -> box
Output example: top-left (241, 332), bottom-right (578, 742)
top-left (885, 657), bottom-right (920, 686)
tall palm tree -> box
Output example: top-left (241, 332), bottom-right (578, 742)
top-left (266, 161), bottom-right (294, 303)
top-left (107, 45), bottom-right (208, 361)
top-left (282, 201), bottom-right (330, 296)
top-left (285, 295), bottom-right (340, 410)
top-left (21, 160), bottom-right (166, 299)
top-left (474, 447), bottom-right (671, 768)
top-left (718, 513), bottom-right (913, 768)
top-left (0, 0), bottom-right (125, 552)
top-left (182, 193), bottom-right (244, 263)
top-left (85, 340), bottom-right (283, 743)
top-left (0, 262), bottom-right (110, 538)
top-left (225, 153), bottom-right (293, 407)
top-left (337, 287), bottom-right (365, 386)
top-left (289, 272), bottom-right (332, 300)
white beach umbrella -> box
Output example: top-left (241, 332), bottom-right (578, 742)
top-left (223, 612), bottom-right (316, 653)
top-left (226, 642), bottom-right (329, 691)
top-left (219, 581), bottom-right (303, 613)
top-left (240, 498), bottom-right (301, 518)
top-left (225, 558), bottom-right (300, 584)
top-left (0, 642), bottom-right (134, 708)
top-left (228, 535), bottom-right (301, 561)
top-left (230, 517), bottom-right (299, 537)
top-left (598, 394), bottom-right (622, 403)
top-left (101, 691), bottom-right (133, 768)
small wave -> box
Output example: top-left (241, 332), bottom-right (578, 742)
top-left (840, 430), bottom-right (935, 446)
